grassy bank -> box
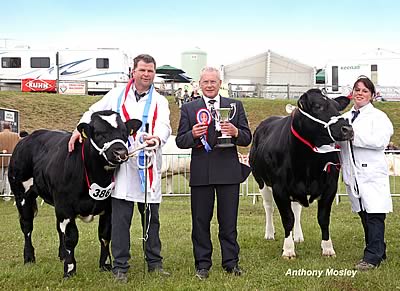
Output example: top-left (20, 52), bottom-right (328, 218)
top-left (1, 91), bottom-right (399, 147)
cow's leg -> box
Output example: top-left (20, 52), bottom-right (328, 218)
top-left (273, 188), bottom-right (296, 259)
top-left (57, 216), bottom-right (79, 278)
top-left (261, 186), bottom-right (275, 240)
top-left (98, 211), bottom-right (112, 271)
top-left (57, 222), bottom-right (67, 261)
top-left (317, 197), bottom-right (336, 257)
top-left (291, 202), bottom-right (304, 243)
top-left (15, 191), bottom-right (37, 264)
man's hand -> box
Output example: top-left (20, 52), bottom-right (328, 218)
top-left (68, 130), bottom-right (82, 152)
top-left (143, 135), bottom-right (160, 146)
top-left (220, 121), bottom-right (238, 137)
top-left (192, 123), bottom-right (208, 139)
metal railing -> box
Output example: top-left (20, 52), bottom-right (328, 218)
top-left (2, 152), bottom-right (400, 203)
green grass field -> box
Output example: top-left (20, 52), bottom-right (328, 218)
top-left (1, 197), bottom-right (400, 290)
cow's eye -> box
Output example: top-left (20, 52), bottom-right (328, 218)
top-left (313, 103), bottom-right (324, 111)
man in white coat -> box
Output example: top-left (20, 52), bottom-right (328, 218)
top-left (338, 76), bottom-right (393, 271)
top-left (68, 54), bottom-right (172, 282)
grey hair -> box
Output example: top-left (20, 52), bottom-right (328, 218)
top-left (200, 66), bottom-right (221, 80)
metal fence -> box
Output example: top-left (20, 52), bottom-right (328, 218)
top-left (2, 152), bottom-right (400, 204)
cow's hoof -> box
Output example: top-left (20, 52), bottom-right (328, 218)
top-left (282, 254), bottom-right (296, 260)
top-left (24, 257), bottom-right (36, 264)
top-left (321, 239), bottom-right (336, 257)
top-left (63, 271), bottom-right (76, 279)
top-left (100, 264), bottom-right (112, 272)
top-left (322, 251), bottom-right (336, 258)
top-left (264, 235), bottom-right (275, 240)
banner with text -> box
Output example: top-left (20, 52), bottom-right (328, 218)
top-left (21, 79), bottom-right (56, 92)
top-left (59, 81), bottom-right (86, 95)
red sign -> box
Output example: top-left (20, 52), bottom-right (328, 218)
top-left (21, 79), bottom-right (56, 92)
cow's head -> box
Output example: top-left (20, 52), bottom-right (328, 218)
top-left (295, 89), bottom-right (353, 147)
top-left (77, 110), bottom-right (142, 166)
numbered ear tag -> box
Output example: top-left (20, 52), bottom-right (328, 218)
top-left (89, 182), bottom-right (115, 200)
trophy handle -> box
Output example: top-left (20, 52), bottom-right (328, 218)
top-left (229, 103), bottom-right (237, 121)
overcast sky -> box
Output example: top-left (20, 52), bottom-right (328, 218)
top-left (2, 0), bottom-right (400, 68)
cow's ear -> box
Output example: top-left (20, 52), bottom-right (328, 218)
top-left (125, 119), bottom-right (142, 135)
top-left (297, 92), bottom-right (309, 111)
top-left (334, 96), bottom-right (351, 111)
top-left (77, 123), bottom-right (92, 139)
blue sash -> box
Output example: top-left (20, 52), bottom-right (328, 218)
top-left (117, 83), bottom-right (154, 192)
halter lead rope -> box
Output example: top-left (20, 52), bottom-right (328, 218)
top-left (127, 131), bottom-right (160, 169)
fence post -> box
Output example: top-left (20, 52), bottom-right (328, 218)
top-left (287, 83), bottom-right (290, 99)
top-left (256, 83), bottom-right (261, 98)
top-left (85, 80), bottom-right (88, 95)
top-left (114, 80), bottom-right (117, 88)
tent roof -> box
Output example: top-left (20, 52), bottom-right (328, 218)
top-left (156, 65), bottom-right (185, 75)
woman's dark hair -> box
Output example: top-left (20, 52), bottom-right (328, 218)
top-left (353, 75), bottom-right (376, 97)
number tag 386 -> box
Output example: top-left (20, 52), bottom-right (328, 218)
top-left (89, 182), bottom-right (115, 200)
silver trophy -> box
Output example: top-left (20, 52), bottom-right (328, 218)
top-left (214, 107), bottom-right (234, 148)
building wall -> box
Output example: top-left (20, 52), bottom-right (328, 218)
top-left (222, 50), bottom-right (314, 86)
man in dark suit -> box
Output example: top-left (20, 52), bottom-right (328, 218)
top-left (176, 67), bottom-right (252, 280)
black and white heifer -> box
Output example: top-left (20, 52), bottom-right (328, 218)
top-left (8, 110), bottom-right (141, 278)
top-left (250, 89), bottom-right (353, 259)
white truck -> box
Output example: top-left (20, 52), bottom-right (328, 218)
top-left (324, 48), bottom-right (400, 100)
top-left (0, 48), bottom-right (131, 93)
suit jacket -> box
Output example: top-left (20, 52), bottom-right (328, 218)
top-left (176, 96), bottom-right (252, 186)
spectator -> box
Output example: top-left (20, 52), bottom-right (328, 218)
top-left (0, 122), bottom-right (20, 196)
top-left (183, 89), bottom-right (190, 103)
top-left (190, 89), bottom-right (201, 101)
top-left (0, 122), bottom-right (20, 165)
top-left (337, 76), bottom-right (393, 271)
top-left (68, 54), bottom-right (172, 283)
top-left (176, 66), bottom-right (252, 280)
top-left (175, 88), bottom-right (183, 108)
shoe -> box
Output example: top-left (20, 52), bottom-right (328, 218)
top-left (113, 271), bottom-right (128, 283)
top-left (355, 260), bottom-right (377, 271)
top-left (148, 267), bottom-right (171, 277)
top-left (195, 268), bottom-right (209, 280)
top-left (225, 265), bottom-right (243, 276)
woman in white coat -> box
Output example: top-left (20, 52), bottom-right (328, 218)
top-left (338, 76), bottom-right (393, 271)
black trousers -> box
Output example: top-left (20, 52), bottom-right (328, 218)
top-left (111, 197), bottom-right (162, 273)
top-left (191, 184), bottom-right (240, 270)
top-left (358, 211), bottom-right (386, 266)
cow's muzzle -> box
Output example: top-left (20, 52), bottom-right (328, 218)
top-left (114, 149), bottom-right (129, 163)
top-left (341, 125), bottom-right (354, 140)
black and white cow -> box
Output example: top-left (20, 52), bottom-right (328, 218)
top-left (250, 89), bottom-right (353, 258)
top-left (8, 110), bottom-right (142, 278)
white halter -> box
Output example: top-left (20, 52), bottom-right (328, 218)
top-left (90, 138), bottom-right (128, 165)
top-left (297, 108), bottom-right (342, 142)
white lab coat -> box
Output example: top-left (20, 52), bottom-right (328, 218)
top-left (79, 83), bottom-right (171, 203)
top-left (338, 103), bottom-right (393, 213)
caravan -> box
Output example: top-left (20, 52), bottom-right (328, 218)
top-left (324, 48), bottom-right (400, 100)
top-left (0, 48), bottom-right (131, 93)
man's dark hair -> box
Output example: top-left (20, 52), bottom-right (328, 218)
top-left (133, 54), bottom-right (156, 69)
